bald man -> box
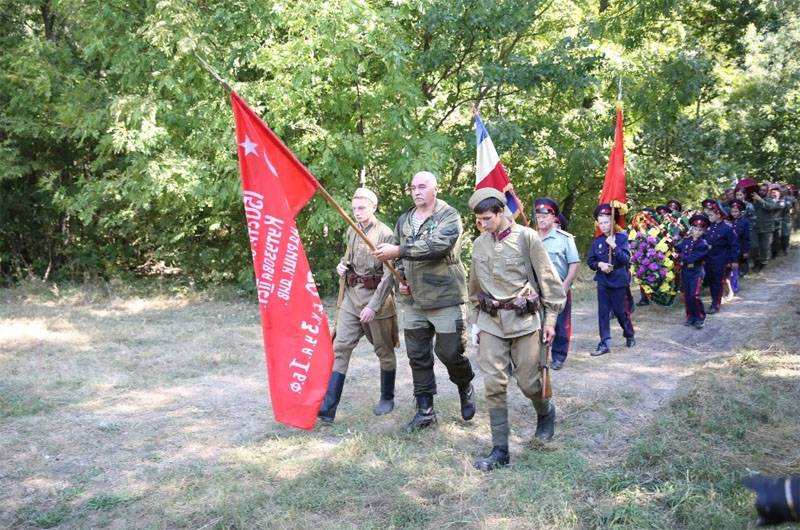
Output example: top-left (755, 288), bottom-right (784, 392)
top-left (318, 188), bottom-right (399, 424)
top-left (373, 171), bottom-right (476, 432)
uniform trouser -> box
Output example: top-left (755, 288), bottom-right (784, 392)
top-left (705, 261), bottom-right (727, 310)
top-left (682, 269), bottom-right (705, 323)
top-left (771, 228), bottom-right (782, 257)
top-left (478, 331), bottom-right (550, 416)
top-left (332, 310), bottom-right (397, 374)
top-left (403, 304), bottom-right (474, 397)
top-left (781, 227), bottom-right (790, 253)
top-left (597, 284), bottom-right (634, 344)
top-left (752, 231), bottom-right (773, 265)
top-left (551, 290), bottom-right (572, 363)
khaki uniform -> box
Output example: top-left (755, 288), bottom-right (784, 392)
top-left (393, 198), bottom-right (474, 397)
top-left (333, 221), bottom-right (398, 374)
top-left (751, 196), bottom-right (782, 267)
top-left (468, 223), bottom-right (566, 446)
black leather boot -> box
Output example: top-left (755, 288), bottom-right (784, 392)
top-left (474, 445), bottom-right (510, 471)
top-left (405, 393), bottom-right (437, 432)
top-left (318, 371), bottom-right (346, 424)
top-left (458, 383), bottom-right (476, 421)
top-left (534, 403), bottom-right (556, 442)
top-left (373, 369), bottom-right (395, 416)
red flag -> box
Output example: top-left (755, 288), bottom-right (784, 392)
top-left (596, 105), bottom-right (627, 234)
top-left (231, 91), bottom-right (333, 430)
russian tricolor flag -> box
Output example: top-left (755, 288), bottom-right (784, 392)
top-left (475, 115), bottom-right (521, 215)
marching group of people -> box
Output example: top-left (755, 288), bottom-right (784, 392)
top-left (316, 171), bottom-right (797, 472)
top-left (635, 180), bottom-right (797, 330)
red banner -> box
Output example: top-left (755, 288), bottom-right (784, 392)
top-left (596, 105), bottom-right (627, 234)
top-left (230, 91), bottom-right (333, 430)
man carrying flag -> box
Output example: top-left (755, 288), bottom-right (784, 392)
top-left (230, 91), bottom-right (334, 430)
top-left (587, 104), bottom-right (635, 356)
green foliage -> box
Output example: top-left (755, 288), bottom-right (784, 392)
top-left (1, 0), bottom-right (798, 290)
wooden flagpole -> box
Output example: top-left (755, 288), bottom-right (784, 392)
top-left (196, 55), bottom-right (404, 285)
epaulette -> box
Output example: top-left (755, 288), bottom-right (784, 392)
top-left (555, 228), bottom-right (574, 238)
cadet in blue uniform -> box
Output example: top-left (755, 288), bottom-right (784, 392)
top-left (534, 198), bottom-right (580, 370)
top-left (678, 214), bottom-right (711, 329)
top-left (587, 204), bottom-right (635, 356)
top-left (702, 199), bottom-right (739, 314)
top-left (729, 199), bottom-right (751, 288)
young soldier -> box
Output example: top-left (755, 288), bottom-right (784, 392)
top-left (768, 184), bottom-right (786, 259)
top-left (750, 183), bottom-right (782, 272)
top-left (318, 188), bottom-right (399, 424)
top-left (702, 199), bottom-right (739, 314)
top-left (467, 188), bottom-right (566, 471)
top-left (587, 204), bottom-right (635, 356)
top-left (678, 214), bottom-right (711, 329)
top-left (729, 199), bottom-right (750, 285)
top-left (534, 197), bottom-right (579, 370)
top-left (779, 185), bottom-right (796, 256)
top-left (372, 171), bottom-right (476, 432)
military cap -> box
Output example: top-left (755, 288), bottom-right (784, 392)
top-left (703, 198), bottom-right (725, 216)
top-left (729, 199), bottom-right (746, 211)
top-left (768, 183), bottom-right (782, 191)
top-left (594, 203), bottom-right (613, 219)
top-left (667, 199), bottom-right (682, 211)
top-left (468, 187), bottom-right (506, 210)
top-left (656, 205), bottom-right (671, 215)
top-left (353, 187), bottom-right (378, 206)
top-left (534, 197), bottom-right (560, 216)
top-left (689, 213), bottom-right (710, 228)
top-left (701, 198), bottom-right (718, 210)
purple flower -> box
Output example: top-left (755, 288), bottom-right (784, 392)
top-left (642, 258), bottom-right (651, 266)
top-left (637, 266), bottom-right (646, 277)
top-left (649, 262), bottom-right (659, 271)
top-left (646, 236), bottom-right (657, 244)
top-left (647, 249), bottom-right (657, 258)
top-left (647, 274), bottom-right (657, 283)
top-left (634, 251), bottom-right (644, 260)
top-left (656, 252), bottom-right (664, 260)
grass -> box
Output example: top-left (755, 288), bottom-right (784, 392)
top-left (2, 259), bottom-right (799, 529)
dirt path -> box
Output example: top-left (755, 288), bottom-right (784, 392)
top-left (0, 244), bottom-right (797, 527)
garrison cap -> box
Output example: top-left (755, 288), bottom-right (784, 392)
top-left (703, 198), bottom-right (726, 216)
top-left (469, 187), bottom-right (506, 210)
top-left (768, 183), bottom-right (782, 191)
top-left (689, 213), bottom-right (710, 228)
top-left (353, 187), bottom-right (378, 206)
top-left (533, 197), bottom-right (560, 216)
top-left (667, 199), bottom-right (682, 211)
top-left (594, 203), bottom-right (613, 219)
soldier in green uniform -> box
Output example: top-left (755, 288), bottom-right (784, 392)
top-left (769, 184), bottom-right (786, 258)
top-left (750, 183), bottom-right (783, 272)
top-left (781, 186), bottom-right (797, 254)
top-left (318, 188), bottom-right (399, 424)
top-left (372, 171), bottom-right (477, 432)
top-left (467, 188), bottom-right (566, 471)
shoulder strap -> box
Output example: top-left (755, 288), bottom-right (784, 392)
top-left (519, 228), bottom-right (540, 293)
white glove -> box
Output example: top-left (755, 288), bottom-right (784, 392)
top-left (470, 324), bottom-right (481, 346)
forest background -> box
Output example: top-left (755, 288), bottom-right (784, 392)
top-left (2, 0), bottom-right (799, 293)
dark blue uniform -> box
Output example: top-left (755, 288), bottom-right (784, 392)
top-left (587, 231), bottom-right (634, 349)
top-left (731, 216), bottom-right (750, 290)
top-left (704, 221), bottom-right (739, 312)
top-left (677, 237), bottom-right (710, 326)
